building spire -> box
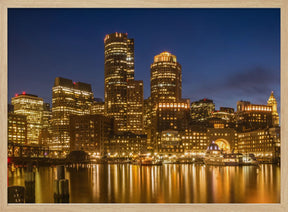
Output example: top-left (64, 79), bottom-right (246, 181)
top-left (267, 91), bottom-right (279, 126)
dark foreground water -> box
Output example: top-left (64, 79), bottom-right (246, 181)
top-left (8, 164), bottom-right (280, 203)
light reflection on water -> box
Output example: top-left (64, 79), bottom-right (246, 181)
top-left (8, 164), bottom-right (280, 203)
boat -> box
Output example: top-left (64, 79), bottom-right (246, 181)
top-left (204, 141), bottom-right (258, 166)
top-left (132, 154), bottom-right (162, 166)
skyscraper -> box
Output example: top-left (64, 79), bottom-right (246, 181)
top-left (127, 80), bottom-right (144, 134)
top-left (148, 51), bottom-right (189, 153)
top-left (11, 93), bottom-right (44, 145)
top-left (150, 51), bottom-right (182, 103)
top-left (126, 38), bottom-right (135, 81)
top-left (104, 32), bottom-right (139, 132)
top-left (51, 77), bottom-right (94, 151)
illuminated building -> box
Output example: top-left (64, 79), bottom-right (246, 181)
top-left (267, 91), bottom-right (279, 126)
top-left (90, 100), bottom-right (105, 115)
top-left (207, 127), bottom-right (238, 153)
top-left (238, 127), bottom-right (280, 162)
top-left (156, 130), bottom-right (183, 154)
top-left (70, 114), bottom-right (114, 155)
top-left (127, 80), bottom-right (144, 134)
top-left (143, 98), bottom-right (152, 133)
top-left (143, 98), bottom-right (154, 151)
top-left (104, 32), bottom-right (144, 134)
top-left (154, 100), bottom-right (190, 132)
top-left (108, 132), bottom-right (147, 156)
top-left (12, 93), bottom-right (44, 145)
top-left (126, 38), bottom-right (135, 81)
top-left (8, 104), bottom-right (14, 113)
top-left (104, 32), bottom-right (133, 132)
top-left (150, 51), bottom-right (182, 103)
top-left (181, 129), bottom-right (208, 156)
top-left (42, 103), bottom-right (51, 129)
top-left (149, 52), bottom-right (190, 152)
top-left (51, 77), bottom-right (94, 151)
top-left (190, 98), bottom-right (215, 121)
top-left (236, 100), bottom-right (273, 132)
top-left (211, 107), bottom-right (235, 126)
top-left (152, 100), bottom-right (190, 153)
top-left (8, 113), bottom-right (27, 145)
top-left (220, 107), bottom-right (234, 114)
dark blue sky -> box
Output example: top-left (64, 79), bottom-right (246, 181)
top-left (8, 9), bottom-right (280, 111)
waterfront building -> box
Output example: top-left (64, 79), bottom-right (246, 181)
top-left (207, 127), bottom-right (238, 153)
top-left (127, 80), bottom-right (144, 134)
top-left (70, 114), bottom-right (114, 155)
top-left (108, 132), bottom-right (147, 156)
top-left (181, 128), bottom-right (208, 156)
top-left (149, 52), bottom-right (192, 153)
top-left (190, 98), bottom-right (215, 121)
top-left (8, 113), bottom-right (27, 145)
top-left (238, 127), bottom-right (280, 162)
top-left (11, 93), bottom-right (44, 145)
top-left (156, 130), bottom-right (183, 154)
top-left (236, 100), bottom-right (273, 132)
top-left (267, 91), bottom-right (280, 126)
top-left (51, 77), bottom-right (94, 151)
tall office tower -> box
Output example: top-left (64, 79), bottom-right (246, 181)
top-left (127, 80), bottom-right (144, 134)
top-left (51, 77), bottom-right (94, 151)
top-left (151, 51), bottom-right (182, 103)
top-left (126, 38), bottom-right (135, 81)
top-left (190, 98), bottom-right (215, 121)
top-left (267, 91), bottom-right (279, 126)
top-left (11, 93), bottom-right (43, 145)
top-left (104, 32), bottom-right (135, 132)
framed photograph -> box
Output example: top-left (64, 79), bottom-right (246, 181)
top-left (1, 0), bottom-right (287, 211)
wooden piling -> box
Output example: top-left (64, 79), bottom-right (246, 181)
top-left (54, 165), bottom-right (69, 203)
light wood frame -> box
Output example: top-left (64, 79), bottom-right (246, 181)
top-left (0, 0), bottom-right (287, 211)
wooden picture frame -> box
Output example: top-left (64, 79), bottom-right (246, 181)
top-left (1, 0), bottom-right (287, 211)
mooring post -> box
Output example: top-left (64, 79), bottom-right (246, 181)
top-left (24, 163), bottom-right (35, 203)
top-left (8, 186), bottom-right (25, 203)
top-left (54, 165), bottom-right (69, 203)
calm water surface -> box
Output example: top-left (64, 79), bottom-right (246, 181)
top-left (8, 164), bottom-right (280, 203)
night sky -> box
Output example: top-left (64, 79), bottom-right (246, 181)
top-left (8, 9), bottom-right (280, 111)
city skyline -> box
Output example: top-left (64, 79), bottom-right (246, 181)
top-left (8, 8), bottom-right (280, 111)
top-left (7, 8), bottom-right (281, 204)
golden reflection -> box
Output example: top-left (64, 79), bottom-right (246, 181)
top-left (8, 164), bottom-right (280, 203)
